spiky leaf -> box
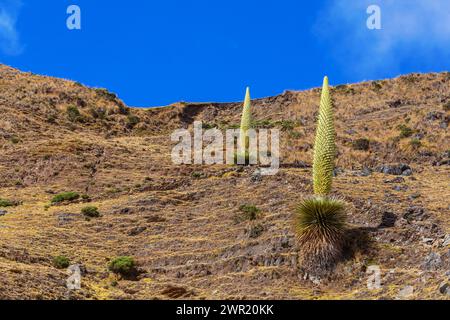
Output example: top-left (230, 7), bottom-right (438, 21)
top-left (295, 197), bottom-right (346, 272)
top-left (313, 77), bottom-right (336, 196)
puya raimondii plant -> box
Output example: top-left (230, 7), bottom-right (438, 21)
top-left (236, 87), bottom-right (252, 164)
top-left (295, 76), bottom-right (346, 273)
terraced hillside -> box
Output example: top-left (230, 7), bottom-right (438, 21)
top-left (0, 64), bottom-right (449, 300)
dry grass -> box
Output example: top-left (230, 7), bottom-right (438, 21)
top-left (0, 65), bottom-right (449, 300)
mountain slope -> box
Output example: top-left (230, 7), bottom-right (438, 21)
top-left (0, 64), bottom-right (449, 300)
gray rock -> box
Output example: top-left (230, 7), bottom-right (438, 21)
top-left (250, 169), bottom-right (263, 183)
top-left (421, 252), bottom-right (442, 271)
top-left (385, 177), bottom-right (405, 184)
top-left (396, 286), bottom-right (414, 300)
top-left (402, 169), bottom-right (413, 176)
top-left (443, 234), bottom-right (450, 247)
top-left (393, 185), bottom-right (408, 192)
top-left (403, 206), bottom-right (428, 222)
top-left (408, 193), bottom-right (421, 200)
top-left (377, 163), bottom-right (412, 176)
top-left (360, 167), bottom-right (372, 177)
top-left (422, 238), bottom-right (435, 245)
top-left (0, 210), bottom-right (8, 217)
top-left (438, 282), bottom-right (450, 296)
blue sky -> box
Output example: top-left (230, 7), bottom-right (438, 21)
top-left (0, 0), bottom-right (449, 106)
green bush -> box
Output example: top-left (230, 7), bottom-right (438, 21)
top-left (398, 125), bottom-right (414, 139)
top-left (108, 256), bottom-right (136, 275)
top-left (9, 136), bottom-right (20, 144)
top-left (81, 206), bottom-right (100, 218)
top-left (53, 255), bottom-right (70, 269)
top-left (95, 88), bottom-right (117, 101)
top-left (66, 105), bottom-right (82, 122)
top-left (126, 114), bottom-right (140, 129)
top-left (235, 205), bottom-right (262, 223)
top-left (51, 192), bottom-right (80, 204)
top-left (352, 138), bottom-right (370, 151)
top-left (410, 138), bottom-right (422, 149)
top-left (0, 199), bottom-right (16, 207)
top-left (277, 120), bottom-right (296, 131)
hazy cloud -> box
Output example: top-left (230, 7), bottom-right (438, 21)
top-left (0, 0), bottom-right (24, 55)
top-left (314, 0), bottom-right (450, 77)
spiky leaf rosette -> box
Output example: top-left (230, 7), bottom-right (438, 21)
top-left (313, 77), bottom-right (336, 196)
top-left (239, 87), bottom-right (252, 153)
top-left (295, 197), bottom-right (346, 272)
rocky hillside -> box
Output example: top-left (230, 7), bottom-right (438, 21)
top-left (0, 64), bottom-right (449, 300)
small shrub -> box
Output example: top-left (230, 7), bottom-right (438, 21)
top-left (126, 114), bottom-right (140, 129)
top-left (89, 107), bottom-right (106, 119)
top-left (108, 256), bottom-right (136, 275)
top-left (0, 199), bottom-right (15, 207)
top-left (53, 255), bottom-right (70, 269)
top-left (352, 138), bottom-right (370, 151)
top-left (277, 120), bottom-right (296, 131)
top-left (46, 114), bottom-right (57, 123)
top-left (66, 105), bottom-right (82, 122)
top-left (443, 102), bottom-right (450, 112)
top-left (397, 124), bottom-right (414, 139)
top-left (409, 138), bottom-right (422, 149)
top-left (248, 224), bottom-right (265, 238)
top-left (371, 81), bottom-right (383, 91)
top-left (95, 88), bottom-right (117, 101)
top-left (81, 206), bottom-right (100, 218)
top-left (191, 172), bottom-right (204, 179)
top-left (9, 136), bottom-right (20, 144)
top-left (51, 192), bottom-right (80, 204)
top-left (235, 205), bottom-right (262, 223)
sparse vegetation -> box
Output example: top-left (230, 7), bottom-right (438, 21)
top-left (410, 138), bottom-right (422, 149)
top-left (9, 136), bottom-right (20, 144)
top-left (277, 120), bottom-right (296, 131)
top-left (0, 199), bottom-right (16, 207)
top-left (398, 124), bottom-right (414, 139)
top-left (66, 105), bottom-right (82, 122)
top-left (108, 256), bottom-right (136, 276)
top-left (51, 192), bottom-right (80, 204)
top-left (81, 206), bottom-right (100, 218)
top-left (53, 255), bottom-right (70, 269)
top-left (95, 88), bottom-right (117, 101)
top-left (352, 138), bottom-right (370, 151)
top-left (235, 204), bottom-right (262, 223)
top-left (126, 114), bottom-right (140, 129)
top-left (191, 172), bottom-right (205, 179)
top-left (371, 81), bottom-right (383, 91)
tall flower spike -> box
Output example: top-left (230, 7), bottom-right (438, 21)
top-left (239, 87), bottom-right (251, 153)
top-left (313, 76), bottom-right (336, 196)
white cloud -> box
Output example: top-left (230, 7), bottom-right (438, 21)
top-left (0, 0), bottom-right (24, 55)
top-left (314, 0), bottom-right (450, 77)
